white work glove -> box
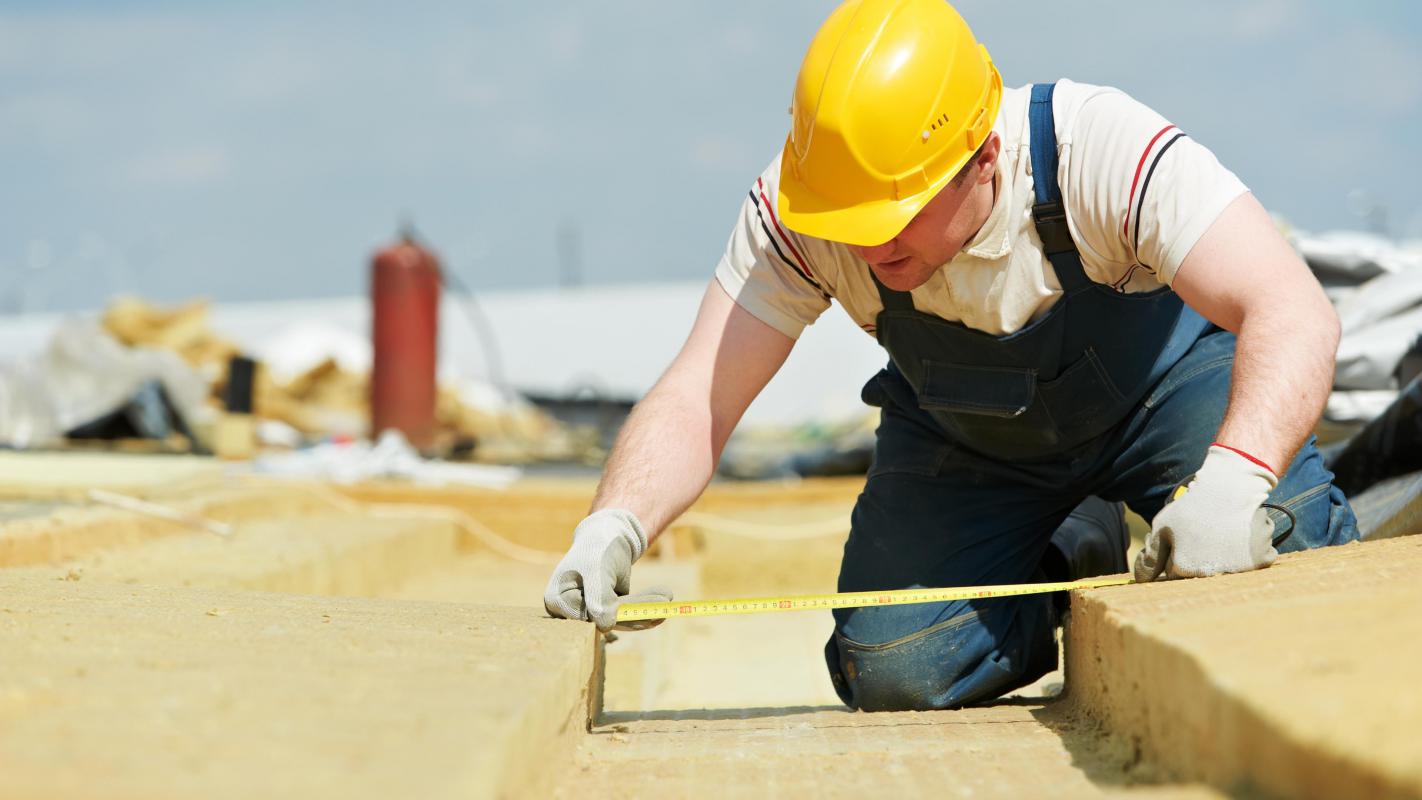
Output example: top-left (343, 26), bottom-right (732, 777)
top-left (1134, 445), bottom-right (1279, 582)
top-left (543, 509), bottom-right (672, 632)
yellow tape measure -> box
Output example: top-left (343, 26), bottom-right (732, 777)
top-left (615, 575), bottom-right (1134, 622)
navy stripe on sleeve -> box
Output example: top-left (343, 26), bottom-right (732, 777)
top-left (749, 191), bottom-right (827, 297)
top-left (1131, 132), bottom-right (1188, 254)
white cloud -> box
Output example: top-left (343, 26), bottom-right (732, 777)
top-left (503, 121), bottom-right (556, 159)
top-left (690, 135), bottom-right (752, 172)
top-left (228, 47), bottom-right (329, 104)
top-left (0, 14), bottom-right (205, 74)
top-left (719, 24), bottom-right (760, 57)
top-left (1338, 29), bottom-right (1422, 114)
top-left (120, 144), bottom-right (231, 185)
top-left (449, 79), bottom-right (503, 107)
top-left (1228, 0), bottom-right (1303, 41)
top-left (545, 16), bottom-right (584, 62)
top-left (0, 92), bottom-right (91, 145)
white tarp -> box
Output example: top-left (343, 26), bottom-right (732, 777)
top-left (1299, 231), bottom-right (1422, 420)
top-left (250, 429), bottom-right (521, 488)
top-left (0, 318), bottom-right (210, 449)
top-left (1296, 230), bottom-right (1422, 284)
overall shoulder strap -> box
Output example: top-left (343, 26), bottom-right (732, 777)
top-left (1028, 83), bottom-right (1089, 293)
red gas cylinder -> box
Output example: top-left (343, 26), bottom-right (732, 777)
top-left (370, 230), bottom-right (441, 451)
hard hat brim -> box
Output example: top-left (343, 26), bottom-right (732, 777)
top-left (776, 145), bottom-right (949, 247)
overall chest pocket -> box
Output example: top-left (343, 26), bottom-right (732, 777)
top-left (913, 348), bottom-right (1127, 458)
top-left (917, 362), bottom-right (1036, 418)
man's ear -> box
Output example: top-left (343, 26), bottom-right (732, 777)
top-left (975, 132), bottom-right (1002, 186)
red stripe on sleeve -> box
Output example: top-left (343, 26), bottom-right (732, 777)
top-left (1122, 124), bottom-right (1178, 239)
top-left (757, 177), bottom-right (815, 280)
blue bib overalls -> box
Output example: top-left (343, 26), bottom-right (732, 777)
top-left (824, 83), bottom-right (1359, 711)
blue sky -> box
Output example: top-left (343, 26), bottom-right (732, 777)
top-left (2, 1), bottom-right (1420, 313)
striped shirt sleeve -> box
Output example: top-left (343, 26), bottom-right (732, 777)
top-left (714, 164), bottom-right (832, 339)
top-left (1064, 89), bottom-right (1248, 288)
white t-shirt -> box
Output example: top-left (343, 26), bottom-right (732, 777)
top-left (714, 80), bottom-right (1248, 339)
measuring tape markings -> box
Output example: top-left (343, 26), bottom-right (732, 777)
top-left (615, 575), bottom-right (1134, 622)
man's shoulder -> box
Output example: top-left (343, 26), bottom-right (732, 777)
top-left (1049, 80), bottom-right (1160, 138)
top-left (1012, 79), bottom-right (1137, 120)
top-left (1048, 78), bottom-right (1128, 102)
top-left (996, 80), bottom-right (1141, 148)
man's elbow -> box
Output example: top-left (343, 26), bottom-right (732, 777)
top-left (1307, 286), bottom-right (1341, 358)
top-left (1275, 271), bottom-right (1340, 354)
top-left (1323, 303), bottom-right (1341, 356)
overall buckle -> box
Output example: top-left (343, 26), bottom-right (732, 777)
top-left (1032, 201), bottom-right (1076, 256)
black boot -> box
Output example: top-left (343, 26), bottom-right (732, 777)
top-left (1040, 496), bottom-right (1129, 618)
top-left (1043, 495), bottom-right (1129, 579)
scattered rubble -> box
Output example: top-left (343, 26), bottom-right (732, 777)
top-left (88, 295), bottom-right (588, 462)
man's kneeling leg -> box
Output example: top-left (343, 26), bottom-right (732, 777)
top-left (825, 593), bottom-right (1058, 711)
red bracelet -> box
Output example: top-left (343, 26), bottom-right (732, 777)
top-left (1211, 442), bottom-right (1276, 476)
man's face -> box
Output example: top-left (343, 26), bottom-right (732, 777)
top-left (844, 135), bottom-right (1000, 292)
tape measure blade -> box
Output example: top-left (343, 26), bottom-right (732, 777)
top-left (614, 575), bottom-right (1133, 621)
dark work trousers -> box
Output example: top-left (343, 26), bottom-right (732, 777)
top-left (824, 330), bottom-right (1359, 711)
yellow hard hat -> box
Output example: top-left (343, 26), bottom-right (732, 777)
top-left (777, 0), bottom-right (1002, 246)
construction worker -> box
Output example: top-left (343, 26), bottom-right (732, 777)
top-left (544, 0), bottom-right (1360, 711)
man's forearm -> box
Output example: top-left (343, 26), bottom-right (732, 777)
top-left (590, 382), bottom-right (721, 541)
top-left (1214, 292), bottom-right (1339, 474)
top-left (583, 280), bottom-right (794, 541)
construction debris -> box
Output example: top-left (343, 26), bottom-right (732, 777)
top-left (251, 429), bottom-right (521, 489)
top-left (0, 317), bottom-right (209, 450)
top-left (87, 488), bottom-right (234, 537)
top-left (717, 414), bottom-right (876, 480)
top-left (0, 294), bottom-right (590, 462)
